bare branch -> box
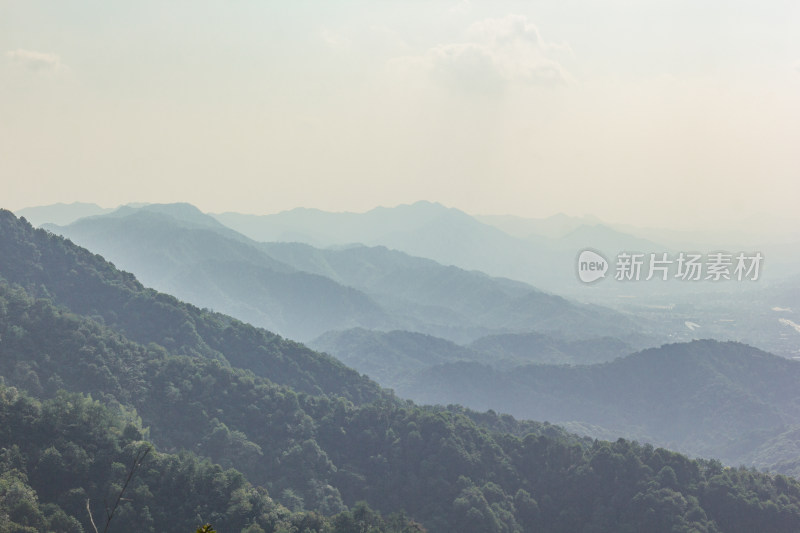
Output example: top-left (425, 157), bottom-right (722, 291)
top-left (100, 444), bottom-right (153, 533)
top-left (86, 499), bottom-right (99, 533)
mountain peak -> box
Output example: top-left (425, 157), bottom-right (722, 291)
top-left (106, 202), bottom-right (228, 231)
top-left (15, 202), bottom-right (114, 227)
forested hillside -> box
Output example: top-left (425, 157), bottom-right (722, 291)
top-left (42, 206), bottom-right (396, 341)
top-left (310, 328), bottom-right (635, 388)
top-left (3, 209), bottom-right (800, 532)
top-left (401, 340), bottom-right (800, 473)
top-left (0, 384), bottom-right (425, 533)
top-left (0, 210), bottom-right (384, 403)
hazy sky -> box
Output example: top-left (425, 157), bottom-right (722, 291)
top-left (2, 1), bottom-right (799, 229)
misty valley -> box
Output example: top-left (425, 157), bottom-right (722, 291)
top-left (1, 202), bottom-right (799, 532)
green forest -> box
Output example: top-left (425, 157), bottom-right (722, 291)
top-left (3, 209), bottom-right (800, 532)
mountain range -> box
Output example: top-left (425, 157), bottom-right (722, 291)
top-left (399, 339), bottom-right (800, 472)
top-left (212, 201), bottom-right (658, 292)
top-left (17, 204), bottom-right (800, 470)
top-left (41, 203), bottom-right (652, 346)
top-left (209, 202), bottom-right (800, 360)
top-left (310, 328), bottom-right (635, 386)
top-left (23, 202), bottom-right (800, 467)
top-left (3, 208), bottom-right (800, 531)
top-left (35, 200), bottom-right (800, 357)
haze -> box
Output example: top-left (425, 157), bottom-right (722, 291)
top-left (3, 0), bottom-right (799, 230)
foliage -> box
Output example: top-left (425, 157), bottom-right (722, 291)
top-left (400, 339), bottom-right (800, 470)
top-left (0, 209), bottom-right (386, 404)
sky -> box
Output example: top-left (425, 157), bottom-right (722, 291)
top-left (2, 0), bottom-right (799, 230)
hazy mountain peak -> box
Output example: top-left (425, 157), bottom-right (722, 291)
top-left (363, 200), bottom-right (467, 227)
top-left (279, 206), bottom-right (331, 215)
top-left (91, 203), bottom-right (248, 242)
top-left (554, 223), bottom-right (667, 252)
top-left (390, 200), bottom-right (448, 212)
top-left (15, 201), bottom-right (114, 227)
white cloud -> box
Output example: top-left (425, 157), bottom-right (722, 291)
top-left (468, 14), bottom-right (544, 47)
top-left (6, 49), bottom-right (67, 72)
top-left (391, 14), bottom-right (570, 93)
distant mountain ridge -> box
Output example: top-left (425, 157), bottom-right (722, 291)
top-left (42, 203), bottom-right (654, 347)
top-left (259, 239), bottom-right (652, 343)
top-left (310, 328), bottom-right (635, 392)
top-left (467, 331), bottom-right (634, 365)
top-left (0, 208), bottom-right (385, 402)
top-left (16, 201), bottom-right (114, 226)
top-left (309, 328), bottom-right (487, 385)
top-left (42, 207), bottom-right (394, 340)
top-left (213, 201), bottom-right (566, 289)
top-left (400, 339), bottom-right (800, 474)
top-left (212, 201), bottom-right (673, 292)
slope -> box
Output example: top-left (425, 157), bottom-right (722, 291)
top-left (4, 283), bottom-right (800, 531)
top-left (310, 328), bottom-right (487, 385)
top-left (0, 209), bottom-right (384, 402)
top-left (0, 381), bottom-right (426, 533)
top-left (310, 328), bottom-right (635, 394)
top-left (214, 201), bottom-right (569, 289)
top-left (2, 211), bottom-right (800, 531)
top-left (401, 339), bottom-right (800, 470)
top-left (261, 241), bottom-right (654, 345)
top-left (43, 205), bottom-right (394, 341)
top-left (41, 203), bottom-right (655, 347)
top-left (468, 332), bottom-right (634, 365)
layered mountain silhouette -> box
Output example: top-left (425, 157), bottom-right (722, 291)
top-left (4, 208), bottom-right (800, 532)
top-left (1, 209), bottom-right (384, 401)
top-left (214, 201), bottom-right (569, 289)
top-left (213, 201), bottom-right (672, 293)
top-left (42, 203), bottom-right (652, 346)
top-left (401, 339), bottom-right (800, 472)
top-left (41, 205), bottom-right (393, 340)
top-left (311, 328), bottom-right (635, 388)
top-left (16, 201), bottom-right (114, 226)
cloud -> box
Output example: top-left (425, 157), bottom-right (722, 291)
top-left (428, 42), bottom-right (507, 94)
top-left (6, 49), bottom-right (67, 72)
top-left (468, 14), bottom-right (545, 47)
top-left (463, 15), bottom-right (571, 84)
top-left (391, 14), bottom-right (570, 93)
